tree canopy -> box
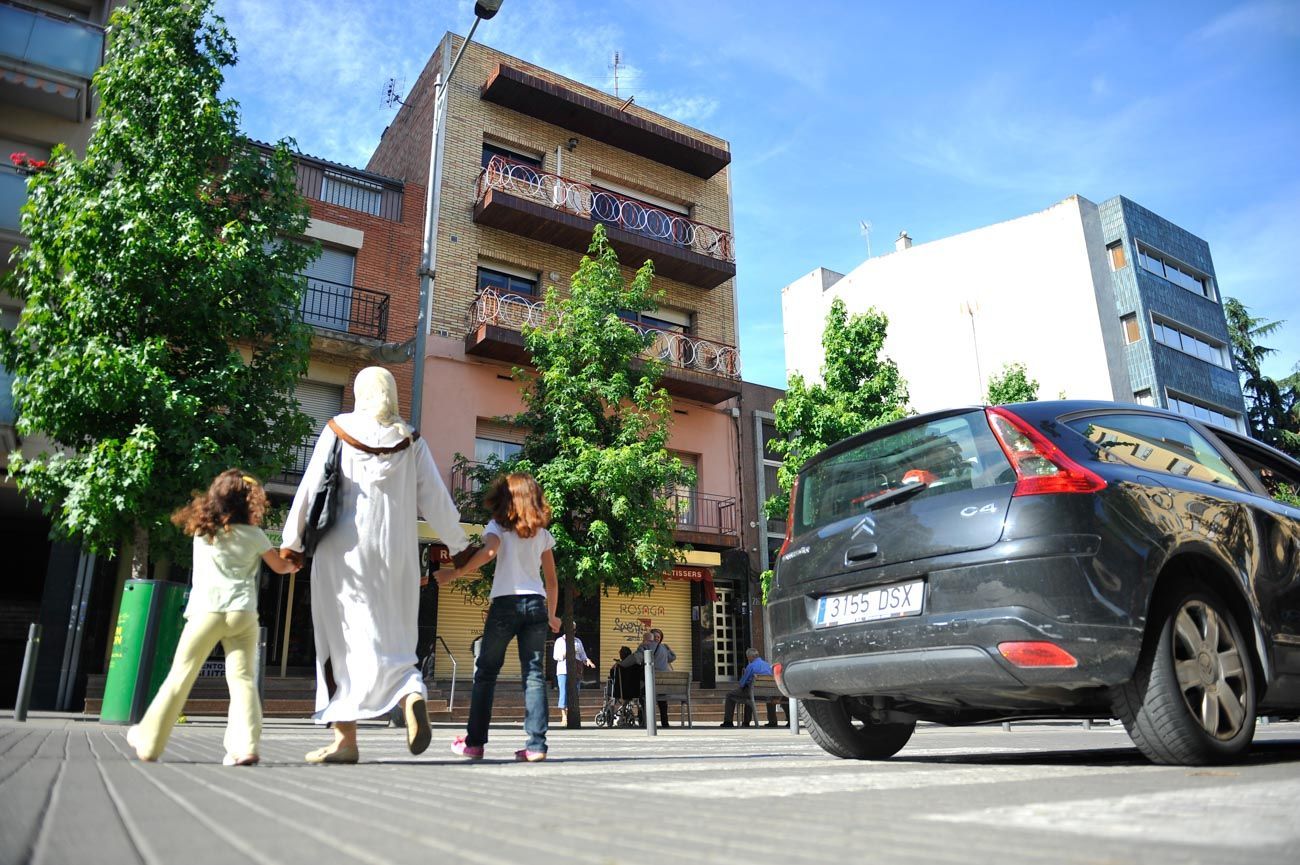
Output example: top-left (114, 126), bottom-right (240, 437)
top-left (0, 0), bottom-right (315, 572)
top-left (986, 362), bottom-right (1039, 405)
top-left (764, 298), bottom-right (910, 523)
top-left (1225, 298), bottom-right (1299, 458)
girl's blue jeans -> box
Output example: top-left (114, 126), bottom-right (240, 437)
top-left (465, 594), bottom-right (549, 752)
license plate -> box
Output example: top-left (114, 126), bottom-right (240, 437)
top-left (814, 579), bottom-right (925, 629)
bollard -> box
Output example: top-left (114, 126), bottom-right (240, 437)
top-left (789, 697), bottom-right (800, 735)
top-left (256, 626), bottom-right (267, 699)
top-left (644, 648), bottom-right (657, 737)
top-left (14, 624), bottom-right (42, 722)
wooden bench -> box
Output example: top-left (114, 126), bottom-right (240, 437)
top-left (652, 670), bottom-right (693, 728)
top-left (746, 673), bottom-right (792, 727)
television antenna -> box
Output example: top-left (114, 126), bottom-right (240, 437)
top-left (859, 220), bottom-right (873, 258)
top-left (611, 51), bottom-right (622, 98)
top-left (382, 77), bottom-right (405, 109)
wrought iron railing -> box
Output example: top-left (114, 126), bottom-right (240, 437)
top-left (277, 434), bottom-right (318, 483)
top-left (452, 460), bottom-right (737, 538)
top-left (469, 288), bottom-right (740, 379)
top-left (476, 155), bottom-right (734, 263)
top-left (299, 275), bottom-right (390, 340)
top-left (664, 487), bottom-right (738, 536)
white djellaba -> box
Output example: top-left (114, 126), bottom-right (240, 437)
top-left (282, 367), bottom-right (469, 740)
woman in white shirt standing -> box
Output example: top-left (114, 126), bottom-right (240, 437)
top-left (553, 633), bottom-right (596, 725)
top-left (440, 472), bottom-right (561, 762)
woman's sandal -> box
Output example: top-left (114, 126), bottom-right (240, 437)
top-left (304, 744), bottom-right (359, 764)
top-left (404, 696), bottom-right (431, 755)
top-left (222, 753), bottom-right (261, 767)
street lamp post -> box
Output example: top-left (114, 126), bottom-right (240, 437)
top-left (409, 0), bottom-right (504, 428)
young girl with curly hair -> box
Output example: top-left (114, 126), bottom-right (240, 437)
top-left (127, 470), bottom-right (299, 765)
top-left (440, 472), bottom-right (560, 762)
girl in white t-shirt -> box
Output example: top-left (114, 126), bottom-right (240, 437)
top-left (440, 472), bottom-right (560, 762)
top-left (127, 470), bottom-right (299, 766)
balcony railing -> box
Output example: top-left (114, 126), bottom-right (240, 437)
top-left (0, 2), bottom-right (105, 80)
top-left (299, 275), bottom-right (390, 340)
top-left (276, 434), bottom-right (318, 483)
top-left (452, 460), bottom-right (738, 539)
top-left (0, 165), bottom-right (27, 234)
top-left (476, 156), bottom-right (734, 264)
top-left (469, 288), bottom-right (740, 379)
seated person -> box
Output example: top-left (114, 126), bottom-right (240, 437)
top-left (721, 648), bottom-right (785, 727)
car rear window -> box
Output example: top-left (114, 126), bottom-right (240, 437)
top-left (794, 410), bottom-right (1014, 533)
top-left (1064, 413), bottom-right (1245, 489)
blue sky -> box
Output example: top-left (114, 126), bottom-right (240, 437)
top-left (216, 0), bottom-right (1300, 389)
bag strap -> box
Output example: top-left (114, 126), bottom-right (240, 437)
top-left (327, 418), bottom-right (419, 455)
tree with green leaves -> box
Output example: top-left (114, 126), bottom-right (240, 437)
top-left (0, 0), bottom-right (315, 579)
top-left (1224, 298), bottom-right (1299, 457)
top-left (454, 225), bottom-right (692, 725)
top-left (762, 298), bottom-right (910, 598)
top-left (986, 362), bottom-right (1039, 404)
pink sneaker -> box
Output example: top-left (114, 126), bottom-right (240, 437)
top-left (514, 748), bottom-right (546, 763)
top-left (450, 736), bottom-right (484, 759)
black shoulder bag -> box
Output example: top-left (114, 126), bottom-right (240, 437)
top-left (301, 421), bottom-right (344, 556)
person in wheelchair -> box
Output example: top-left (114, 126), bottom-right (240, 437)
top-left (595, 646), bottom-right (644, 727)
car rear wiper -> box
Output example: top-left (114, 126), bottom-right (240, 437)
top-left (861, 481), bottom-right (930, 512)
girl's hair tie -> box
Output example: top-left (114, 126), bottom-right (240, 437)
top-left (241, 475), bottom-right (258, 486)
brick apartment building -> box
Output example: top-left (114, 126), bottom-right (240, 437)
top-left (367, 35), bottom-right (750, 687)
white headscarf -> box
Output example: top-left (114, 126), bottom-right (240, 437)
top-left (353, 366), bottom-right (412, 437)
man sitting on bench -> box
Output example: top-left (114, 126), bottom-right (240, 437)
top-left (721, 648), bottom-right (778, 727)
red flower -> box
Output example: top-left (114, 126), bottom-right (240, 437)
top-left (10, 152), bottom-right (28, 167)
top-left (29, 160), bottom-right (46, 170)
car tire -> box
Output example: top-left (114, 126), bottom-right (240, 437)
top-left (1114, 584), bottom-right (1256, 765)
top-left (800, 698), bottom-right (915, 760)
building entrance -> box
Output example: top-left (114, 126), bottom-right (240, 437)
top-left (712, 585), bottom-right (739, 682)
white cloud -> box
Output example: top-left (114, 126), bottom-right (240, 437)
top-left (1192, 1), bottom-right (1300, 42)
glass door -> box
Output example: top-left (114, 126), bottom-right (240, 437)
top-left (712, 586), bottom-right (737, 681)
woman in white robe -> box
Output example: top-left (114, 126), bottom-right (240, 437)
top-left (281, 367), bottom-right (468, 763)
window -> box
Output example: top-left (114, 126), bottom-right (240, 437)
top-left (621, 306), bottom-right (692, 333)
top-left (300, 246), bottom-right (356, 332)
top-left (320, 171), bottom-right (382, 216)
top-left (1121, 313), bottom-right (1142, 344)
top-left (1215, 431), bottom-right (1300, 503)
top-left (1133, 389), bottom-right (1155, 406)
top-left (1166, 392), bottom-right (1241, 432)
top-left (481, 143), bottom-right (541, 185)
top-left (1107, 242), bottom-right (1127, 270)
top-left (1066, 413), bottom-right (1245, 489)
top-left (474, 419), bottom-right (526, 464)
top-left (1136, 243), bottom-right (1214, 300)
top-left (476, 265), bottom-right (537, 297)
top-left (1151, 317), bottom-right (1230, 368)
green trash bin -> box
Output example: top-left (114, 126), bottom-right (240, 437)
top-left (100, 579), bottom-right (190, 725)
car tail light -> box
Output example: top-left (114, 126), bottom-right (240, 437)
top-left (776, 476), bottom-right (799, 559)
top-left (773, 663), bottom-right (784, 689)
top-left (985, 407), bottom-right (1105, 496)
top-left (998, 641), bottom-right (1079, 668)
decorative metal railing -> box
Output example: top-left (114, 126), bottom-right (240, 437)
top-left (476, 155), bottom-right (734, 264)
top-left (453, 460), bottom-right (737, 538)
top-left (299, 275), bottom-right (390, 340)
top-left (277, 434), bottom-right (318, 483)
top-left (469, 288), bottom-right (740, 379)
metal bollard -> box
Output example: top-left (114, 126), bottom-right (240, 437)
top-left (644, 648), bottom-right (656, 737)
top-left (789, 697), bottom-right (801, 735)
top-left (14, 624), bottom-right (42, 722)
top-left (256, 626), bottom-right (267, 699)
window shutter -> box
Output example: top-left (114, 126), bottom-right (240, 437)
top-left (295, 381), bottom-right (344, 435)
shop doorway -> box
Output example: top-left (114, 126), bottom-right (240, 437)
top-left (712, 585), bottom-right (739, 682)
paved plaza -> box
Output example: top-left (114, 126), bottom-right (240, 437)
top-left (2, 714), bottom-right (1298, 865)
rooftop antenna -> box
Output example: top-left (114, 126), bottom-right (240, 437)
top-left (382, 77), bottom-right (405, 109)
top-left (859, 220), bottom-right (873, 258)
top-left (611, 51), bottom-right (622, 98)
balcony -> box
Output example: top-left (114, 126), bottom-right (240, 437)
top-left (276, 434), bottom-right (318, 484)
top-left (0, 1), bottom-right (105, 121)
top-left (1, 165), bottom-right (26, 235)
top-left (299, 276), bottom-right (390, 341)
top-left (480, 63), bottom-right (730, 179)
top-left (474, 156), bottom-right (736, 290)
top-left (452, 461), bottom-right (739, 549)
top-left (466, 288), bottom-right (742, 405)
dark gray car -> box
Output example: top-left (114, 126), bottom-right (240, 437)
top-left (766, 400), bottom-right (1300, 765)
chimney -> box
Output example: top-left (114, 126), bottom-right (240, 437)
top-left (895, 230), bottom-right (913, 252)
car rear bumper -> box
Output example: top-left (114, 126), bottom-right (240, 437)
top-left (767, 537), bottom-right (1146, 701)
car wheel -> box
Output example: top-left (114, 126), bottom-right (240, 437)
top-left (1114, 585), bottom-right (1256, 765)
top-left (800, 698), bottom-right (915, 760)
